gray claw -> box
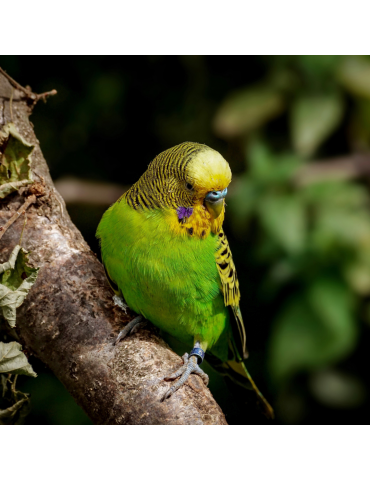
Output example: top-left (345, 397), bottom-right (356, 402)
top-left (162, 354), bottom-right (209, 401)
top-left (130, 320), bottom-right (148, 335)
top-left (114, 315), bottom-right (144, 345)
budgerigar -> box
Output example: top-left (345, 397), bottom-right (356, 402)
top-left (97, 142), bottom-right (273, 418)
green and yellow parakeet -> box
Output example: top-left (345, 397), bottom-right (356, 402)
top-left (96, 142), bottom-right (273, 418)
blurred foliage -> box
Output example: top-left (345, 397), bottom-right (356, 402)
top-left (215, 55), bottom-right (370, 423)
top-left (1, 55), bottom-right (370, 424)
top-left (228, 141), bottom-right (369, 384)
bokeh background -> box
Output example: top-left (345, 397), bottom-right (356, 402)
top-left (1, 55), bottom-right (370, 425)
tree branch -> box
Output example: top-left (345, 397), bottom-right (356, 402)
top-left (295, 154), bottom-right (370, 186)
top-left (0, 66), bottom-right (57, 105)
top-left (0, 70), bottom-right (227, 425)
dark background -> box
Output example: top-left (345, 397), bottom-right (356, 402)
top-left (1, 55), bottom-right (370, 425)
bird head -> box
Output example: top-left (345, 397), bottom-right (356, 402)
top-left (126, 142), bottom-right (232, 221)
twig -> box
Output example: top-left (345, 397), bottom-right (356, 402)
top-left (35, 89), bottom-right (58, 103)
top-left (0, 194), bottom-right (36, 241)
top-left (0, 66), bottom-right (57, 104)
top-left (10, 375), bottom-right (18, 395)
top-left (53, 186), bottom-right (65, 217)
top-left (54, 177), bottom-right (128, 206)
top-left (0, 180), bottom-right (32, 195)
top-left (295, 154), bottom-right (370, 186)
top-left (18, 214), bottom-right (27, 246)
top-left (0, 67), bottom-right (35, 99)
top-left (9, 88), bottom-right (14, 122)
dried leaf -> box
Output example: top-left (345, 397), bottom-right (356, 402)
top-left (0, 245), bottom-right (39, 328)
top-left (0, 342), bottom-right (36, 377)
top-left (0, 123), bottom-right (34, 198)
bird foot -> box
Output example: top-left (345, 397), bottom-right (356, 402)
top-left (114, 315), bottom-right (147, 345)
top-left (162, 353), bottom-right (209, 400)
top-left (113, 295), bottom-right (128, 313)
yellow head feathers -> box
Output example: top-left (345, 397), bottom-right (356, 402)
top-left (186, 147), bottom-right (232, 201)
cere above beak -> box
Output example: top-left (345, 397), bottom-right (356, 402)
top-left (204, 188), bottom-right (228, 219)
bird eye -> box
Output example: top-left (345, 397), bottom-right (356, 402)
top-left (185, 182), bottom-right (194, 191)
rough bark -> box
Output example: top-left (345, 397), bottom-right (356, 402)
top-left (0, 70), bottom-right (227, 425)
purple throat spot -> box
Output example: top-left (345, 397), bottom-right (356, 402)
top-left (177, 206), bottom-right (193, 220)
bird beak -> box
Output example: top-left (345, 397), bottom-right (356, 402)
top-left (204, 188), bottom-right (228, 219)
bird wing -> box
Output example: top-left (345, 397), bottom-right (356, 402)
top-left (215, 229), bottom-right (248, 359)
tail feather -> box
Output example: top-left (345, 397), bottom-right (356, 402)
top-left (229, 360), bottom-right (274, 419)
top-left (207, 355), bottom-right (274, 419)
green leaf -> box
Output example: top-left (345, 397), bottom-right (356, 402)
top-left (247, 139), bottom-right (302, 184)
top-left (213, 85), bottom-right (285, 138)
top-left (345, 261), bottom-right (370, 295)
top-left (302, 181), bottom-right (370, 254)
top-left (246, 140), bottom-right (274, 181)
top-left (343, 242), bottom-right (370, 295)
top-left (337, 55), bottom-right (370, 99)
top-left (302, 180), bottom-right (368, 210)
top-left (290, 93), bottom-right (344, 156)
top-left (0, 123), bottom-right (34, 198)
top-left (0, 245), bottom-right (39, 328)
top-left (314, 208), bottom-right (370, 250)
top-left (0, 245), bottom-right (21, 274)
top-left (258, 194), bottom-right (306, 254)
top-left (0, 342), bottom-right (36, 377)
top-left (269, 278), bottom-right (357, 383)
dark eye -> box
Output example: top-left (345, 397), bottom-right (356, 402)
top-left (185, 182), bottom-right (194, 191)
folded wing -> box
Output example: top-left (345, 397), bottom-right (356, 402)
top-left (215, 229), bottom-right (248, 359)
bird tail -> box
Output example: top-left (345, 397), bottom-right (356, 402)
top-left (207, 355), bottom-right (274, 419)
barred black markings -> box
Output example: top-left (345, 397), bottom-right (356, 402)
top-left (216, 229), bottom-right (248, 359)
top-left (125, 142), bottom-right (210, 210)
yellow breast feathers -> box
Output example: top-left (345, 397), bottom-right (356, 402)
top-left (164, 203), bottom-right (225, 238)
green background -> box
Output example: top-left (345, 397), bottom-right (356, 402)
top-left (1, 55), bottom-right (370, 424)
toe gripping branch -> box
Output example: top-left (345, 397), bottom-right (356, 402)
top-left (189, 347), bottom-right (205, 364)
top-left (114, 315), bottom-right (146, 345)
top-left (162, 348), bottom-right (209, 400)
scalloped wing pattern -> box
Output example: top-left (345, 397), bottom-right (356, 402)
top-left (216, 229), bottom-right (248, 359)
